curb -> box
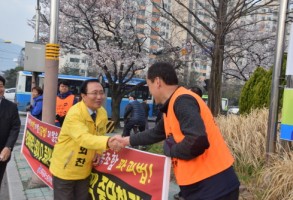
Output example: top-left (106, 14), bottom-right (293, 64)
top-left (7, 147), bottom-right (26, 200)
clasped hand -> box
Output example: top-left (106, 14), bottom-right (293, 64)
top-left (107, 135), bottom-right (130, 152)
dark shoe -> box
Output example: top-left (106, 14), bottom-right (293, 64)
top-left (173, 193), bottom-right (180, 199)
top-left (174, 192), bottom-right (185, 200)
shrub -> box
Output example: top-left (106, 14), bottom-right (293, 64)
top-left (239, 67), bottom-right (272, 114)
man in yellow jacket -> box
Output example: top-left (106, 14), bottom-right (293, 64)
top-left (114, 62), bottom-right (240, 200)
top-left (50, 79), bottom-right (121, 200)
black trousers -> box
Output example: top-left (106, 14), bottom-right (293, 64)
top-left (52, 175), bottom-right (90, 200)
top-left (181, 188), bottom-right (239, 200)
top-left (216, 188), bottom-right (239, 200)
top-left (0, 161), bottom-right (8, 189)
top-left (122, 120), bottom-right (145, 137)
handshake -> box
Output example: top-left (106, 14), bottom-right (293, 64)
top-left (107, 135), bottom-right (130, 152)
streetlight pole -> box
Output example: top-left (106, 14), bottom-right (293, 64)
top-left (42, 0), bottom-right (60, 125)
top-left (266, 0), bottom-right (289, 156)
top-left (35, 0), bottom-right (40, 42)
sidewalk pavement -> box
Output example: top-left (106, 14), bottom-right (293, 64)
top-left (6, 143), bottom-right (179, 200)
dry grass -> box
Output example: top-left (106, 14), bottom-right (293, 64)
top-left (217, 108), bottom-right (293, 200)
top-left (257, 152), bottom-right (293, 200)
top-left (217, 109), bottom-right (267, 182)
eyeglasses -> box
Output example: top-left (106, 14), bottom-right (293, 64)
top-left (86, 91), bottom-right (105, 96)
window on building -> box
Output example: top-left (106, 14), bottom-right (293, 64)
top-left (150, 39), bottom-right (157, 45)
top-left (137, 28), bottom-right (144, 34)
top-left (137, 18), bottom-right (145, 24)
top-left (152, 12), bottom-right (160, 18)
top-left (139, 9), bottom-right (145, 16)
top-left (151, 30), bottom-right (159, 36)
top-left (70, 58), bottom-right (80, 63)
top-left (151, 21), bottom-right (158, 27)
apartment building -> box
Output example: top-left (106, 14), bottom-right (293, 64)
top-left (59, 0), bottom-right (291, 81)
top-left (59, 50), bottom-right (90, 76)
top-left (165, 0), bottom-right (285, 83)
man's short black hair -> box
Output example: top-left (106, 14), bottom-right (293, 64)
top-left (58, 80), bottom-right (70, 87)
top-left (80, 79), bottom-right (102, 94)
top-left (129, 94), bottom-right (137, 100)
top-left (0, 75), bottom-right (6, 86)
top-left (147, 62), bottom-right (178, 85)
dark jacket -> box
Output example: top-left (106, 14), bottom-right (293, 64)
top-left (0, 98), bottom-right (21, 152)
top-left (31, 95), bottom-right (43, 120)
top-left (124, 100), bottom-right (146, 123)
top-left (141, 102), bottom-right (150, 117)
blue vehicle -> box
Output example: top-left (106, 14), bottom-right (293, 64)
top-left (101, 76), bottom-right (154, 118)
top-left (15, 71), bottom-right (92, 112)
top-left (15, 71), bottom-right (154, 118)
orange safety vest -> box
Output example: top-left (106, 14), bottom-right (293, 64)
top-left (56, 94), bottom-right (75, 119)
top-left (163, 87), bottom-right (234, 186)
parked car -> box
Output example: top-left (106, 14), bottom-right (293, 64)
top-left (4, 88), bottom-right (16, 102)
top-left (227, 106), bottom-right (239, 115)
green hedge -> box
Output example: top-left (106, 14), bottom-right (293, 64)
top-left (239, 55), bottom-right (287, 114)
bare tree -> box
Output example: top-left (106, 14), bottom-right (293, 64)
top-left (38, 0), bottom-right (151, 126)
top-left (224, 24), bottom-right (275, 81)
top-left (152, 0), bottom-right (277, 116)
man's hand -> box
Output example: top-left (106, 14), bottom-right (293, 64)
top-left (0, 147), bottom-right (11, 162)
top-left (111, 135), bottom-right (130, 147)
top-left (107, 136), bottom-right (124, 152)
top-left (163, 136), bottom-right (176, 157)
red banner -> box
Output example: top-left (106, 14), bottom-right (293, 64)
top-left (21, 113), bottom-right (171, 199)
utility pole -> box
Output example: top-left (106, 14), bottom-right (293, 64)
top-left (35, 0), bottom-right (40, 43)
top-left (266, 0), bottom-right (289, 156)
top-left (31, 0), bottom-right (41, 102)
top-left (42, 0), bottom-right (60, 125)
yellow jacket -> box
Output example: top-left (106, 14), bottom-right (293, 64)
top-left (49, 100), bottom-right (109, 180)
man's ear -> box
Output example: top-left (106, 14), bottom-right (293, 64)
top-left (155, 77), bottom-right (162, 88)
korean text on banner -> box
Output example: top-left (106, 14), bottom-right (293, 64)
top-left (21, 113), bottom-right (171, 199)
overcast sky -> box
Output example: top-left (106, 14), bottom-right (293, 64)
top-left (0, 0), bottom-right (35, 47)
